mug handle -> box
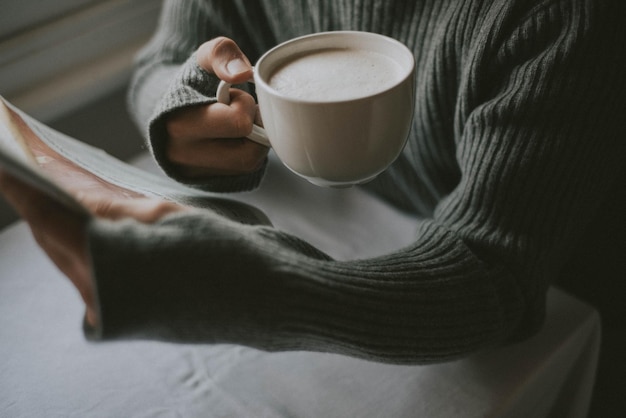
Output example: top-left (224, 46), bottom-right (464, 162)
top-left (216, 74), bottom-right (271, 148)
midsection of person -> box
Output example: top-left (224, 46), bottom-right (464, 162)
top-left (220, 0), bottom-right (493, 216)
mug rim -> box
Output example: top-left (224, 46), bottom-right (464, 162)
top-left (254, 30), bottom-right (416, 105)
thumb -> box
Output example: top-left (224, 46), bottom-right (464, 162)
top-left (196, 36), bottom-right (253, 84)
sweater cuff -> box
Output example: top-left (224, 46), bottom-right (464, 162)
top-left (83, 212), bottom-right (281, 342)
top-left (148, 53), bottom-right (266, 193)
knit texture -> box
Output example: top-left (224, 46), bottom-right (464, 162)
top-left (85, 0), bottom-right (626, 364)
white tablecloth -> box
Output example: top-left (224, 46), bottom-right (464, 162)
top-left (0, 153), bottom-right (600, 417)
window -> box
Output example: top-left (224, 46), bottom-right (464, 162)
top-left (0, 0), bottom-right (102, 39)
top-left (0, 0), bottom-right (161, 121)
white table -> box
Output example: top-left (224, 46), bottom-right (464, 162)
top-left (0, 154), bottom-right (600, 418)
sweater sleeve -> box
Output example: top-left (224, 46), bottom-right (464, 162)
top-left (86, 1), bottom-right (625, 364)
top-left (86, 211), bottom-right (523, 364)
top-left (127, 0), bottom-right (270, 192)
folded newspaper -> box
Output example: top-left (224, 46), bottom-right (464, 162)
top-left (0, 97), bottom-right (270, 226)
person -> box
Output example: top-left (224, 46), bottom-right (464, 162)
top-left (1, 0), bottom-right (624, 412)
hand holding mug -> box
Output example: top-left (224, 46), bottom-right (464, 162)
top-left (166, 32), bottom-right (415, 187)
top-left (164, 37), bottom-right (268, 179)
top-left (218, 31), bottom-right (415, 187)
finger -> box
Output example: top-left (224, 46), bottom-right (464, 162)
top-left (173, 138), bottom-right (268, 177)
top-left (0, 170), bottom-right (36, 217)
top-left (0, 170), bottom-right (92, 300)
top-left (0, 171), bottom-right (73, 233)
top-left (78, 195), bottom-right (186, 224)
top-left (166, 89), bottom-right (257, 141)
top-left (31, 226), bottom-right (91, 296)
top-left (254, 104), bottom-right (263, 127)
top-left (0, 171), bottom-right (87, 251)
top-left (164, 89), bottom-right (269, 175)
top-left (85, 306), bottom-right (99, 328)
top-left (196, 37), bottom-right (253, 84)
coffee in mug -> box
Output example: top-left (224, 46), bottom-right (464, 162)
top-left (217, 31), bottom-right (415, 187)
top-left (268, 48), bottom-right (405, 101)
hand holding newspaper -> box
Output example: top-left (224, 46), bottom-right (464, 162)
top-left (0, 98), bottom-right (91, 216)
top-left (0, 97), bottom-right (270, 226)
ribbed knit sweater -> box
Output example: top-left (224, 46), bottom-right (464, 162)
top-left (86, 0), bottom-right (626, 364)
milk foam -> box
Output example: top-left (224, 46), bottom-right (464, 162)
top-left (268, 48), bottom-right (403, 101)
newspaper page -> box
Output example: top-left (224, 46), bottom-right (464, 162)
top-left (0, 97), bottom-right (270, 225)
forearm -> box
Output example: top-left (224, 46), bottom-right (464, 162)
top-left (85, 211), bottom-right (529, 364)
top-left (127, 0), bottom-right (269, 191)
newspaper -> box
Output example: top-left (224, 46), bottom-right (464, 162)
top-left (0, 97), bottom-right (270, 225)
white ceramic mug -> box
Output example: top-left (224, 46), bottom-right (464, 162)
top-left (217, 31), bottom-right (415, 187)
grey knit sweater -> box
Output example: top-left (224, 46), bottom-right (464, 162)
top-left (86, 0), bottom-right (625, 364)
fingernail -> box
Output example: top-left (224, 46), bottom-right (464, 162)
top-left (226, 58), bottom-right (250, 76)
